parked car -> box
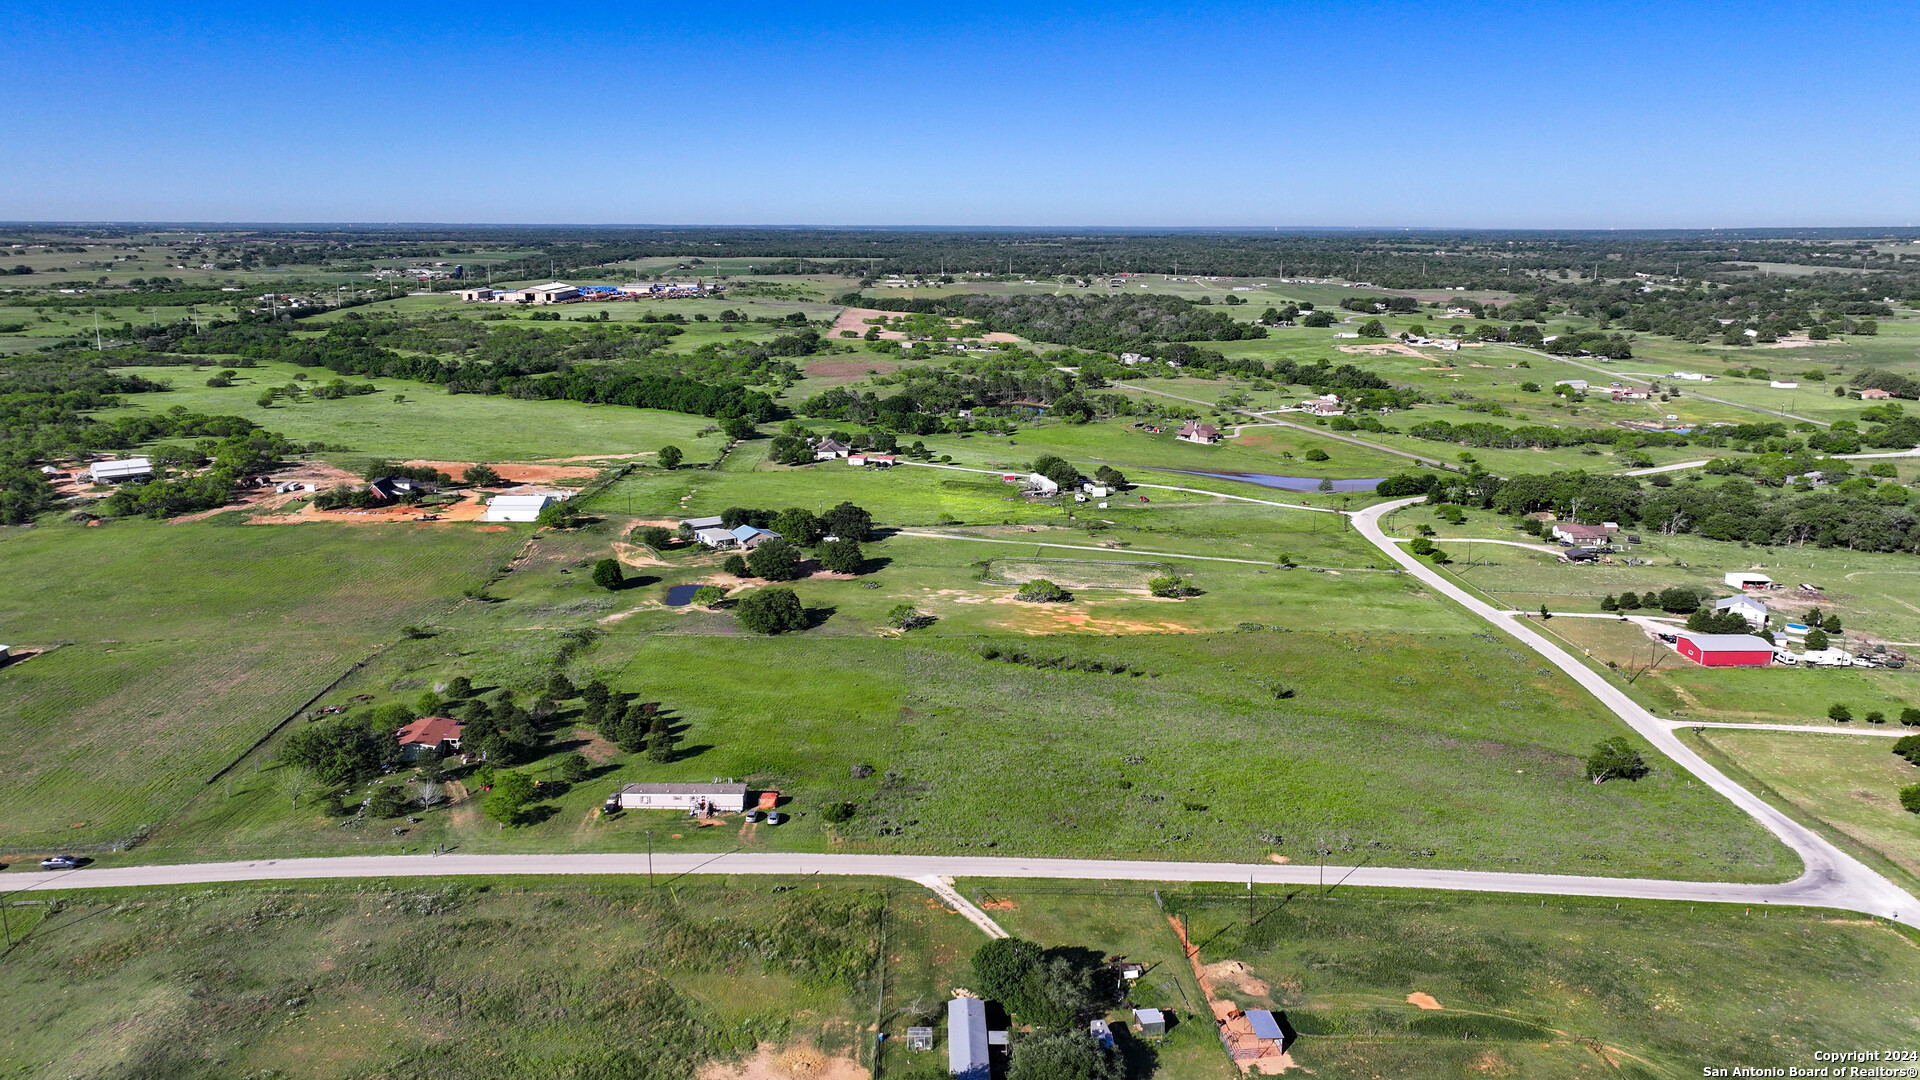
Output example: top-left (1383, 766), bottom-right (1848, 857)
top-left (40, 855), bottom-right (80, 870)
top-left (745, 810), bottom-right (765, 823)
top-left (765, 811), bottom-right (785, 826)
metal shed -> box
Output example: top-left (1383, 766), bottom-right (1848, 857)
top-left (482, 494), bottom-right (552, 522)
top-left (89, 457), bottom-right (153, 483)
top-left (1245, 1009), bottom-right (1284, 1042)
top-left (948, 997), bottom-right (988, 1080)
top-left (1133, 1007), bottom-right (1167, 1036)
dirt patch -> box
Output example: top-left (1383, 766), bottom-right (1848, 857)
top-left (1007, 606), bottom-right (1199, 635)
top-left (1407, 992), bottom-right (1443, 1010)
top-left (804, 356), bottom-right (898, 380)
top-left (475, 524), bottom-right (510, 532)
top-left (404, 460), bottom-right (598, 485)
top-left (1266, 853), bottom-right (1291, 864)
top-left (575, 733), bottom-right (621, 765)
top-left (612, 541), bottom-right (668, 568)
top-left (1202, 960), bottom-right (1270, 998)
top-left (979, 897), bottom-right (1017, 911)
top-left (698, 1044), bottom-right (866, 1080)
top-left (1338, 342), bottom-right (1427, 358)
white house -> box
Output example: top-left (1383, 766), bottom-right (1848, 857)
top-left (482, 494), bottom-right (552, 522)
top-left (813, 437), bottom-right (852, 460)
top-left (697, 524), bottom-right (783, 549)
top-left (89, 457), bottom-right (153, 483)
top-left (1714, 594), bottom-right (1769, 628)
top-left (1026, 473), bottom-right (1061, 495)
top-left (1554, 379), bottom-right (1589, 391)
top-left (1178, 421), bottom-right (1222, 443)
top-left (1770, 381), bottom-right (1799, 389)
top-left (1550, 522), bottom-right (1616, 545)
top-left (612, 782), bottom-right (748, 813)
top-left (1670, 371), bottom-right (1713, 382)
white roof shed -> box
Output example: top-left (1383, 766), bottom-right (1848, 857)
top-left (482, 494), bottom-right (552, 522)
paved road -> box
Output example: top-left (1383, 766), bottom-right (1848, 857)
top-left (1355, 497), bottom-right (1916, 925)
top-left (4, 852), bottom-right (1897, 915)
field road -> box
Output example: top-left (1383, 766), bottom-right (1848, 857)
top-left (3, 851), bottom-right (1905, 919)
top-left (1656, 719), bottom-right (1913, 738)
top-left (1109, 381), bottom-right (1453, 468)
top-left (1356, 497), bottom-right (1917, 925)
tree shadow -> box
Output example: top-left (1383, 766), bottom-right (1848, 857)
top-left (614, 574), bottom-right (660, 591)
top-left (803, 605), bottom-right (837, 629)
top-left (671, 743), bottom-right (714, 761)
top-left (856, 556), bottom-right (892, 575)
top-left (517, 804), bottom-right (561, 826)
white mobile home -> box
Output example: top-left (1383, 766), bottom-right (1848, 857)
top-left (89, 457), bottom-right (153, 483)
top-left (612, 782), bottom-right (748, 813)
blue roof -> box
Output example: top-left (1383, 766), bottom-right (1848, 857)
top-left (731, 524), bottom-right (772, 541)
top-left (1246, 1009), bottom-right (1284, 1041)
top-left (948, 997), bottom-right (988, 1080)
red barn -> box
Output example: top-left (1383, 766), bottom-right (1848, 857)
top-left (1676, 633), bottom-right (1774, 667)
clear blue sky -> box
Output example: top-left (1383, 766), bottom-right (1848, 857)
top-left (5, 2), bottom-right (1918, 228)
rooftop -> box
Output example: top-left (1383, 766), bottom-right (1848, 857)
top-left (619, 782), bottom-right (748, 796)
top-left (1679, 632), bottom-right (1774, 651)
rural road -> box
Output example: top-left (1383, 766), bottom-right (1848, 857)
top-left (4, 852), bottom-right (1899, 918)
top-left (1657, 719), bottom-right (1913, 738)
top-left (1110, 382), bottom-right (1453, 468)
top-left (1356, 497), bottom-right (1916, 926)
top-left (1509, 349), bottom-right (1832, 428)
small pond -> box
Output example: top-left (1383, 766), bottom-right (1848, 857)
top-left (664, 583), bottom-right (703, 607)
top-left (1163, 470), bottom-right (1385, 493)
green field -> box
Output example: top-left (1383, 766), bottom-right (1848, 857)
top-left (1686, 728), bottom-right (1920, 892)
top-left (0, 517), bottom-right (519, 851)
top-left (3, 876), bottom-right (1914, 1080)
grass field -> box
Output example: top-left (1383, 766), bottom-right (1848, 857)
top-left (1686, 728), bottom-right (1920, 891)
top-left (105, 361), bottom-right (726, 465)
top-left (0, 517), bottom-right (520, 852)
top-left (5, 876), bottom-right (1914, 1080)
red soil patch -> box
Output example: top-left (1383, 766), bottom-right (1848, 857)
top-left (804, 357), bottom-right (898, 380)
top-left (476, 525), bottom-right (510, 532)
top-left (404, 460), bottom-right (597, 484)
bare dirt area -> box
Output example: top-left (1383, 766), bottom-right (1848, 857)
top-left (1338, 342), bottom-right (1428, 358)
top-left (171, 462), bottom-right (365, 523)
top-left (825, 307), bottom-right (1020, 343)
top-left (260, 493), bottom-right (489, 526)
top-left (1407, 992), bottom-right (1443, 1010)
top-left (804, 356), bottom-right (899, 381)
top-left (404, 460), bottom-right (599, 485)
top-left (1203, 960), bottom-right (1271, 998)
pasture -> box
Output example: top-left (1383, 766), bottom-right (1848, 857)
top-left (0, 517), bottom-right (519, 852)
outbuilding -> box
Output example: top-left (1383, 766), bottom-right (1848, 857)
top-left (89, 457), bottom-right (153, 483)
top-left (613, 782), bottom-right (749, 813)
top-left (1724, 572), bottom-right (1773, 590)
top-left (1713, 594), bottom-right (1769, 628)
top-left (948, 996), bottom-right (989, 1080)
top-left (1676, 632), bottom-right (1775, 668)
top-left (482, 494), bottom-right (552, 522)
top-left (1550, 522), bottom-right (1615, 545)
top-left (1133, 1008), bottom-right (1168, 1037)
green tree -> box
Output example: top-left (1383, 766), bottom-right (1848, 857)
top-left (1007, 1031), bottom-right (1122, 1080)
top-left (1600, 594), bottom-right (1618, 612)
top-left (1894, 735), bottom-right (1920, 766)
top-left (722, 416), bottom-right (758, 440)
top-left (647, 717), bottom-right (679, 764)
top-left (545, 671), bottom-right (576, 700)
top-left (1828, 702), bottom-right (1853, 723)
top-left (1805, 627), bottom-right (1831, 650)
top-left (1014, 579), bottom-right (1072, 603)
top-left (463, 464), bottom-right (502, 487)
top-left (1823, 614), bottom-right (1843, 633)
top-left (773, 506), bottom-right (825, 545)
top-left (1358, 319), bottom-right (1387, 337)
top-left (592, 558), bottom-right (624, 591)
top-left (282, 717), bottom-right (393, 785)
top-left (735, 587), bottom-right (808, 634)
top-left (559, 752), bottom-right (591, 782)
top-left (972, 937), bottom-right (1045, 1005)
top-left (1585, 737), bottom-right (1649, 783)
top-left (823, 501), bottom-right (874, 542)
top-left (632, 525), bottom-right (673, 549)
top-left (887, 604), bottom-right (934, 630)
top-left (1031, 454), bottom-right (1081, 489)
top-left (484, 770), bottom-right (537, 825)
top-left (1901, 707), bottom-right (1920, 728)
top-left (1866, 710), bottom-right (1887, 725)
top-left (368, 784), bottom-right (411, 818)
top-left (722, 553), bottom-right (750, 576)
top-left (746, 538), bottom-right (804, 581)
top-left (1618, 591), bottom-right (1641, 610)
top-left (1148, 574), bottom-right (1199, 598)
top-left (818, 537), bottom-right (864, 574)
top-left (1303, 448), bottom-right (1330, 462)
top-left (1093, 465), bottom-right (1129, 490)
top-left (692, 585), bottom-right (728, 606)
top-left (657, 444), bottom-right (684, 469)
top-left (769, 435), bottom-right (815, 465)
top-left (446, 676), bottom-right (473, 700)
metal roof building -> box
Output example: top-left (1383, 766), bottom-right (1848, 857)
top-left (948, 997), bottom-right (988, 1080)
top-left (89, 457), bottom-right (153, 483)
top-left (482, 494), bottom-right (553, 522)
top-left (613, 782), bottom-right (748, 812)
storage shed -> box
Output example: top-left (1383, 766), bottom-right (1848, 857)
top-left (482, 494), bottom-right (552, 522)
top-left (1133, 1007), bottom-right (1167, 1037)
top-left (1676, 633), bottom-right (1775, 668)
top-left (1724, 572), bottom-right (1773, 590)
top-left (89, 457), bottom-right (153, 483)
top-left (948, 996), bottom-right (989, 1080)
top-left (613, 782), bottom-right (749, 813)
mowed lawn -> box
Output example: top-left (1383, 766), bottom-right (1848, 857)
top-left (1688, 728), bottom-right (1920, 891)
top-left (0, 518), bottom-right (518, 851)
top-left (105, 361), bottom-right (724, 463)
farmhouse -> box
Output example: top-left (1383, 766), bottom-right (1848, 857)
top-left (948, 997), bottom-right (990, 1080)
top-left (395, 715), bottom-right (463, 759)
top-left (89, 457), bottom-right (153, 483)
top-left (1177, 421), bottom-right (1221, 444)
top-left (1713, 594), bottom-right (1769, 627)
top-left (1676, 632), bottom-right (1775, 668)
top-left (1026, 473), bottom-right (1061, 495)
top-left (813, 437), bottom-right (852, 459)
top-left (482, 494), bottom-right (553, 522)
top-left (1860, 388), bottom-right (1894, 400)
top-left (611, 782), bottom-right (749, 813)
top-left (1724, 572), bottom-right (1774, 590)
top-left (696, 524), bottom-right (783, 549)
top-left (1610, 386), bottom-right (1653, 400)
top-left (1550, 522), bottom-right (1616, 545)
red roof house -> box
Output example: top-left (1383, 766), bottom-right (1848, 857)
top-left (395, 715), bottom-right (464, 759)
top-left (1676, 633), bottom-right (1774, 668)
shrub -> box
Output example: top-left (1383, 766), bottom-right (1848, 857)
top-left (692, 585), bottom-right (728, 607)
top-left (463, 464), bottom-right (501, 487)
top-left (735, 587), bottom-right (808, 634)
top-left (887, 604), bottom-right (935, 630)
top-left (746, 538), bottom-right (804, 580)
top-left (1828, 703), bottom-right (1853, 723)
top-left (1303, 448), bottom-right (1330, 462)
top-left (1147, 574), bottom-right (1200, 598)
top-left (1585, 737), bottom-right (1649, 783)
top-left (657, 444), bottom-right (683, 469)
top-left (1903, 784), bottom-right (1920, 814)
top-left (592, 558), bottom-right (624, 591)
top-left (1892, 734), bottom-right (1920, 766)
top-left (632, 525), bottom-right (673, 549)
top-left (723, 553), bottom-right (750, 576)
top-left (820, 801), bottom-right (858, 824)
top-left (1014, 578), bottom-right (1072, 603)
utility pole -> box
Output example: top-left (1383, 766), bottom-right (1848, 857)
top-left (646, 830), bottom-right (654, 886)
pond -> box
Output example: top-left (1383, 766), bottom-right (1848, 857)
top-left (1162, 470), bottom-right (1385, 493)
top-left (664, 583), bottom-right (703, 607)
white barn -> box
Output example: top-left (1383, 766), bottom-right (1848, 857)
top-left (483, 494), bottom-right (553, 522)
top-left (89, 457), bottom-right (153, 483)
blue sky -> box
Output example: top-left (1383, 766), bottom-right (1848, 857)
top-left (4, 2), bottom-right (1918, 227)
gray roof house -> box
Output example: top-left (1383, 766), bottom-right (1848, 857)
top-left (948, 996), bottom-right (989, 1080)
top-left (1713, 594), bottom-right (1768, 626)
